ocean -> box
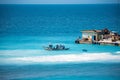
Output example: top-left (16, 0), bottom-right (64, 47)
top-left (0, 4), bottom-right (120, 80)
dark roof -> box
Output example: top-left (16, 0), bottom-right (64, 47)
top-left (81, 30), bottom-right (102, 33)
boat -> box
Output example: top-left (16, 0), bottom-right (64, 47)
top-left (43, 44), bottom-right (69, 51)
top-left (82, 49), bottom-right (88, 52)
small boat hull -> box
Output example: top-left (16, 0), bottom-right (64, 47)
top-left (44, 47), bottom-right (69, 51)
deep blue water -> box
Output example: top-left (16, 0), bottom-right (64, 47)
top-left (1, 63), bottom-right (120, 80)
top-left (0, 4), bottom-right (120, 80)
top-left (0, 4), bottom-right (120, 36)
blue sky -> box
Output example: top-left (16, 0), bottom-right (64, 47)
top-left (0, 0), bottom-right (119, 4)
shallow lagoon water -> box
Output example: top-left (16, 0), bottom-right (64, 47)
top-left (0, 36), bottom-right (120, 80)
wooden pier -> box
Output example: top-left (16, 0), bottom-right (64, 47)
top-left (75, 39), bottom-right (120, 46)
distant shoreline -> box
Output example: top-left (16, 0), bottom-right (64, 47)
top-left (0, 3), bottom-right (119, 5)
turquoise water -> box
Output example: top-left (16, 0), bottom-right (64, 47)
top-left (0, 36), bottom-right (120, 80)
top-left (0, 4), bottom-right (120, 80)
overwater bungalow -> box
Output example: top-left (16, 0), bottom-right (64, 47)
top-left (75, 28), bottom-right (120, 46)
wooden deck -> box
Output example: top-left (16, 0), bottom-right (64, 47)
top-left (75, 39), bottom-right (120, 46)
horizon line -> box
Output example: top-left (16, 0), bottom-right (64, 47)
top-left (0, 3), bottom-right (119, 5)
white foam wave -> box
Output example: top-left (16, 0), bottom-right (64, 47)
top-left (1, 53), bottom-right (120, 64)
top-left (115, 51), bottom-right (120, 54)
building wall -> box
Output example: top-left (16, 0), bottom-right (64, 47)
top-left (82, 32), bottom-right (96, 39)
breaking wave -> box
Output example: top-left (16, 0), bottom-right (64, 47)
top-left (115, 51), bottom-right (120, 54)
top-left (0, 52), bottom-right (120, 65)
